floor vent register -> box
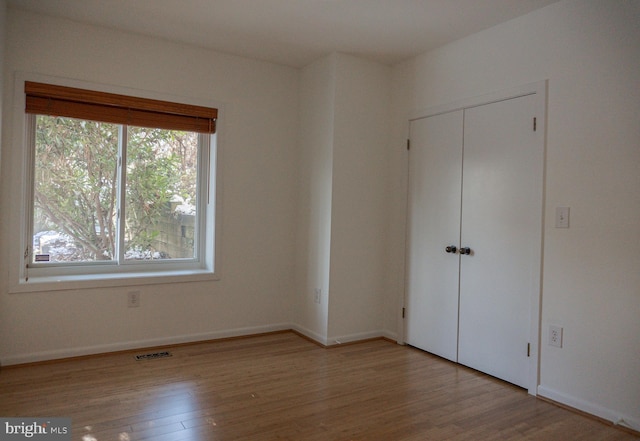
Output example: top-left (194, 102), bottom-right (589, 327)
top-left (135, 351), bottom-right (172, 360)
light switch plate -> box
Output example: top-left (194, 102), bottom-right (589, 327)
top-left (555, 207), bottom-right (570, 228)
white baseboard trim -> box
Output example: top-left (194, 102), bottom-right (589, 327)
top-left (290, 324), bottom-right (329, 346)
top-left (329, 329), bottom-right (394, 346)
top-left (2, 325), bottom-right (402, 366)
top-left (382, 329), bottom-right (399, 342)
top-left (537, 385), bottom-right (640, 432)
top-left (288, 326), bottom-right (398, 347)
top-left (1, 323), bottom-right (293, 366)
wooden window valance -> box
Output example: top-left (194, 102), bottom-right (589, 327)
top-left (25, 81), bottom-right (217, 134)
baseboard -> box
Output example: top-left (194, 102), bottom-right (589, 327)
top-left (1, 325), bottom-right (401, 367)
top-left (289, 324), bottom-right (329, 346)
top-left (537, 385), bottom-right (640, 433)
top-left (288, 326), bottom-right (398, 348)
top-left (381, 329), bottom-right (399, 343)
top-left (0, 323), bottom-right (293, 366)
top-left (329, 329), bottom-right (396, 346)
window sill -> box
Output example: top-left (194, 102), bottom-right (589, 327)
top-left (9, 269), bottom-right (219, 294)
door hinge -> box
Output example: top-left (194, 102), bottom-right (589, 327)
top-left (406, 139), bottom-right (410, 150)
top-left (402, 307), bottom-right (406, 319)
top-left (527, 343), bottom-right (531, 357)
top-left (533, 117), bottom-right (537, 132)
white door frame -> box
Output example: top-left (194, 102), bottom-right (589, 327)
top-left (403, 80), bottom-right (547, 395)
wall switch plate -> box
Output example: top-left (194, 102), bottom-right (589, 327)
top-left (555, 207), bottom-right (570, 228)
top-left (549, 325), bottom-right (563, 347)
top-left (314, 288), bottom-right (321, 304)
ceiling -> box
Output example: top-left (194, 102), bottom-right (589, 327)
top-left (8, 0), bottom-right (560, 68)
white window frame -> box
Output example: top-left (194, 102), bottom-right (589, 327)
top-left (9, 74), bottom-right (222, 293)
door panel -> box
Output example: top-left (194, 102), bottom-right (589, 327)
top-left (405, 110), bottom-right (463, 362)
top-left (458, 94), bottom-right (542, 388)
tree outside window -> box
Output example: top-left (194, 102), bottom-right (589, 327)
top-left (33, 116), bottom-right (200, 264)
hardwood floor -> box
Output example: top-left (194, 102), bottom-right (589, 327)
top-left (0, 332), bottom-right (636, 440)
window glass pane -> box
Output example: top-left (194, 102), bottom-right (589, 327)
top-left (33, 115), bottom-right (118, 263)
top-left (124, 126), bottom-right (198, 260)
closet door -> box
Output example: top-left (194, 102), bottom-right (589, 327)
top-left (405, 110), bottom-right (463, 362)
top-left (457, 94), bottom-right (542, 388)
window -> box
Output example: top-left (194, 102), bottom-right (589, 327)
top-left (19, 80), bottom-right (219, 285)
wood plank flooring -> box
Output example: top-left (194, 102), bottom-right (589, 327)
top-left (0, 332), bottom-right (636, 440)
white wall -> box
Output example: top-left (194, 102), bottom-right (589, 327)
top-left (295, 55), bottom-right (335, 342)
top-left (390, 0), bottom-right (640, 429)
top-left (327, 54), bottom-right (390, 343)
top-left (295, 53), bottom-right (392, 345)
top-left (0, 8), bottom-right (300, 364)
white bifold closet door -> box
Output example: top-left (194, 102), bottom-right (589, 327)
top-left (405, 110), bottom-right (463, 363)
top-left (405, 92), bottom-right (543, 390)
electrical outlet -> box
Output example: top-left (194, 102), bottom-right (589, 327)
top-left (549, 325), bottom-right (563, 347)
top-left (314, 288), bottom-right (321, 304)
top-left (128, 291), bottom-right (141, 308)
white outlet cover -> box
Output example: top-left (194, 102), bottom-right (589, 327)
top-left (549, 325), bottom-right (563, 347)
top-left (128, 291), bottom-right (141, 308)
